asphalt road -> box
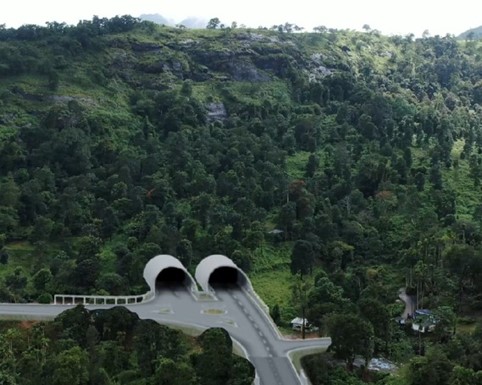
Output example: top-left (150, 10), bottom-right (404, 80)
top-left (0, 286), bottom-right (331, 385)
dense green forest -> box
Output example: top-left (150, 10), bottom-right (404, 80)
top-left (1, 16), bottom-right (482, 384)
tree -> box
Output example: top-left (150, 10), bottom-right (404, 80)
top-left (358, 297), bottom-right (390, 352)
top-left (51, 346), bottom-right (89, 385)
top-left (242, 221), bottom-right (264, 249)
top-left (407, 348), bottom-right (453, 385)
top-left (290, 240), bottom-right (314, 276)
top-left (313, 25), bottom-right (327, 33)
top-left (100, 206), bottom-right (119, 239)
top-left (291, 274), bottom-right (312, 339)
top-left (5, 267), bottom-right (27, 293)
top-left (32, 268), bottom-right (52, 293)
top-left (0, 330), bottom-right (18, 381)
top-left (134, 320), bottom-right (185, 376)
top-left (228, 355), bottom-right (255, 385)
top-left (206, 18), bottom-right (221, 29)
top-left (176, 239), bottom-right (193, 268)
top-left (308, 273), bottom-right (348, 326)
top-left (195, 328), bottom-right (232, 385)
top-left (414, 171), bottom-right (426, 191)
top-left (270, 304), bottom-right (281, 325)
top-left (433, 305), bottom-right (457, 341)
top-left (0, 175), bottom-right (20, 207)
top-left (305, 154), bottom-right (320, 178)
top-left (449, 366), bottom-right (479, 385)
top-left (278, 201), bottom-right (297, 238)
top-left (94, 307), bottom-right (138, 343)
top-left (152, 358), bottom-right (195, 385)
top-left (0, 247), bottom-right (9, 265)
top-left (95, 273), bottom-right (127, 295)
top-left (231, 250), bottom-right (251, 273)
top-left (0, 371), bottom-right (16, 385)
top-left (56, 304), bottom-right (90, 334)
top-left (73, 258), bottom-right (100, 288)
top-left (30, 216), bottom-right (54, 242)
top-left (327, 313), bottom-right (374, 370)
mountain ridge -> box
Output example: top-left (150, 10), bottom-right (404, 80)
top-left (458, 24), bottom-right (482, 39)
top-left (139, 13), bottom-right (207, 28)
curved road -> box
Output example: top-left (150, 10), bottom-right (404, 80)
top-left (399, 288), bottom-right (416, 319)
top-left (0, 286), bottom-right (331, 385)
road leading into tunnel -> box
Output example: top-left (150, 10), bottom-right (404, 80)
top-left (0, 285), bottom-right (330, 385)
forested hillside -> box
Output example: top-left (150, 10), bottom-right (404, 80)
top-left (1, 16), bottom-right (482, 384)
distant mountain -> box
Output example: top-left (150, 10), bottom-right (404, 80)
top-left (139, 13), bottom-right (207, 29)
top-left (178, 17), bottom-right (208, 29)
top-left (139, 13), bottom-right (175, 26)
top-left (458, 25), bottom-right (482, 40)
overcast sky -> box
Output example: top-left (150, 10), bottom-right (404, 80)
top-left (1, 0), bottom-right (480, 36)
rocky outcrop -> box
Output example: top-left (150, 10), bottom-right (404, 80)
top-left (130, 42), bottom-right (163, 52)
top-left (191, 49), bottom-right (270, 82)
top-left (226, 60), bottom-right (271, 82)
top-left (206, 102), bottom-right (227, 123)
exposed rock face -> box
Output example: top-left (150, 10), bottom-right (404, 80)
top-left (306, 52), bottom-right (333, 82)
top-left (227, 60), bottom-right (271, 82)
top-left (253, 54), bottom-right (293, 77)
top-left (48, 95), bottom-right (97, 106)
top-left (130, 42), bottom-right (163, 52)
top-left (206, 102), bottom-right (227, 123)
top-left (193, 50), bottom-right (271, 82)
top-left (306, 65), bottom-right (333, 82)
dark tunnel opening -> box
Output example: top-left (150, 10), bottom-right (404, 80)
top-left (156, 267), bottom-right (189, 291)
top-left (209, 267), bottom-right (247, 289)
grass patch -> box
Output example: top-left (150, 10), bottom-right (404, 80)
top-left (249, 244), bottom-right (295, 317)
top-left (202, 308), bottom-right (226, 315)
top-left (250, 244), bottom-right (292, 273)
top-left (286, 151), bottom-right (311, 179)
top-left (251, 268), bottom-right (294, 310)
top-left (1, 242), bottom-right (36, 277)
top-left (457, 314), bottom-right (482, 334)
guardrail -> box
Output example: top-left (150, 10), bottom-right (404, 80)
top-left (54, 291), bottom-right (154, 306)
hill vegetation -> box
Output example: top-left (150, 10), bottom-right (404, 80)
top-left (1, 16), bottom-right (482, 384)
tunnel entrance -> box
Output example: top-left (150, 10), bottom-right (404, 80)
top-left (208, 267), bottom-right (247, 289)
top-left (155, 267), bottom-right (189, 291)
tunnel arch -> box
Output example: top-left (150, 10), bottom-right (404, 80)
top-left (195, 254), bottom-right (253, 292)
top-left (143, 255), bottom-right (196, 294)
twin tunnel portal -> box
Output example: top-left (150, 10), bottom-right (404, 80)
top-left (141, 254), bottom-right (331, 385)
top-left (144, 254), bottom-right (250, 295)
top-left (155, 266), bottom-right (243, 290)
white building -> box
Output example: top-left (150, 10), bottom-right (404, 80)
top-left (290, 317), bottom-right (310, 331)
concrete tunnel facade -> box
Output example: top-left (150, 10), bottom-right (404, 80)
top-left (143, 254), bottom-right (196, 294)
top-left (195, 254), bottom-right (253, 292)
